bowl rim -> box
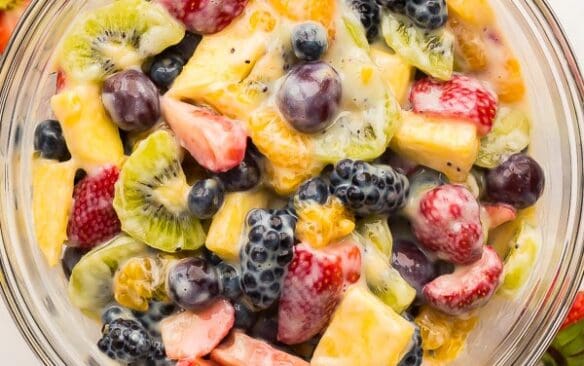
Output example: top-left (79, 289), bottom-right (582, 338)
top-left (0, 0), bottom-right (582, 365)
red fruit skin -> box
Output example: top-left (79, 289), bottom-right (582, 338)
top-left (211, 331), bottom-right (309, 366)
top-left (410, 74), bottom-right (498, 137)
top-left (158, 0), bottom-right (248, 34)
top-left (423, 246), bottom-right (503, 315)
top-left (483, 203), bottom-right (517, 229)
top-left (66, 166), bottom-right (121, 249)
top-left (410, 184), bottom-right (484, 265)
top-left (177, 359), bottom-right (219, 366)
top-left (561, 291), bottom-right (584, 330)
top-left (277, 242), bottom-right (361, 345)
top-left (56, 69), bottom-right (67, 92)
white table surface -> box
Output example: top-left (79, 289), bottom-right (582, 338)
top-left (1, 0), bottom-right (583, 364)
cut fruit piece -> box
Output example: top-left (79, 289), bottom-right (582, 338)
top-left (113, 256), bottom-right (167, 312)
top-left (312, 286), bottom-right (414, 366)
top-left (484, 203), bottom-right (517, 229)
top-left (500, 221), bottom-right (539, 295)
top-left (161, 299), bottom-right (234, 361)
top-left (51, 84), bottom-right (125, 173)
top-left (33, 158), bottom-right (77, 266)
top-left (113, 130), bottom-right (206, 252)
top-left (382, 12), bottom-right (454, 80)
top-left (68, 235), bottom-right (149, 315)
top-left (264, 160), bottom-right (323, 195)
top-left (370, 45), bottom-right (414, 104)
top-left (57, 0), bottom-right (184, 82)
top-left (391, 112), bottom-right (480, 182)
top-left (476, 107), bottom-right (531, 169)
top-left (269, 0), bottom-right (336, 35)
top-left (161, 97), bottom-right (247, 173)
top-left (211, 331), bottom-right (309, 366)
top-left (492, 56), bottom-right (526, 104)
top-left (449, 16), bottom-right (488, 72)
top-left (342, 16), bottom-right (369, 51)
top-left (447, 0), bottom-right (494, 28)
top-left (355, 216), bottom-right (393, 257)
top-left (206, 190), bottom-right (270, 261)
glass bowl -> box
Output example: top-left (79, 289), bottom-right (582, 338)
top-left (0, 0), bottom-right (583, 365)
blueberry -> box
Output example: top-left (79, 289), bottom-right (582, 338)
top-left (97, 318), bottom-right (154, 363)
top-left (296, 177), bottom-right (329, 204)
top-left (405, 0), bottom-right (448, 30)
top-left (167, 258), bottom-right (221, 311)
top-left (149, 53), bottom-right (184, 90)
top-left (233, 301), bottom-right (257, 330)
top-left (61, 246), bottom-right (88, 280)
top-left (163, 32), bottom-right (202, 63)
top-left (218, 262), bottom-right (242, 300)
top-left (188, 178), bottom-right (225, 219)
top-left (398, 324), bottom-right (423, 366)
top-left (291, 22), bottom-right (328, 61)
top-left (34, 119), bottom-right (70, 161)
top-left (216, 153), bottom-right (261, 192)
top-left (348, 0), bottom-right (381, 42)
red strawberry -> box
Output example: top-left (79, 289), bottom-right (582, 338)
top-left (483, 203), bottom-right (517, 229)
top-left (161, 96), bottom-right (247, 173)
top-left (409, 184), bottom-right (484, 265)
top-left (56, 69), bottom-right (67, 92)
top-left (66, 165), bottom-right (121, 248)
top-left (159, 0), bottom-right (248, 34)
top-left (561, 291), bottom-right (584, 330)
top-left (211, 331), bottom-right (309, 366)
top-left (410, 74), bottom-right (498, 136)
top-left (423, 246), bottom-right (503, 315)
top-left (177, 359), bottom-right (219, 366)
top-left (277, 242), bottom-right (361, 345)
top-left (161, 299), bottom-right (234, 361)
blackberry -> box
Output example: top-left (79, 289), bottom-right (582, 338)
top-left (296, 177), bottom-right (330, 205)
top-left (376, 0), bottom-right (406, 13)
top-left (347, 0), bottom-right (381, 42)
top-left (97, 318), bottom-right (154, 363)
top-left (328, 159), bottom-right (409, 216)
top-left (398, 323), bottom-right (423, 366)
top-left (240, 209), bottom-right (296, 310)
top-left (405, 0), bottom-right (448, 30)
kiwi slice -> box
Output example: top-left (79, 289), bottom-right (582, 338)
top-left (68, 235), bottom-right (149, 316)
top-left (113, 130), bottom-right (206, 253)
top-left (381, 12), bottom-right (454, 80)
top-left (58, 0), bottom-right (184, 82)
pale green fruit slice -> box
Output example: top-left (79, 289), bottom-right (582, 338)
top-left (356, 216), bottom-right (393, 257)
top-left (500, 221), bottom-right (540, 295)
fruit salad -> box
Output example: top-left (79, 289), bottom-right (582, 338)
top-left (31, 0), bottom-right (545, 364)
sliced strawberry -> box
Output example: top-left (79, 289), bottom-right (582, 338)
top-left (409, 184), bottom-right (484, 265)
top-left (423, 246), bottom-right (503, 315)
top-left (159, 0), bottom-right (248, 34)
top-left (161, 299), bottom-right (234, 361)
top-left (161, 97), bottom-right (247, 173)
top-left (66, 165), bottom-right (121, 248)
top-left (210, 331), bottom-right (309, 366)
top-left (561, 291), bottom-right (584, 330)
top-left (177, 359), bottom-right (219, 366)
top-left (483, 203), bottom-right (517, 229)
top-left (277, 242), bottom-right (361, 345)
top-left (410, 74), bottom-right (498, 136)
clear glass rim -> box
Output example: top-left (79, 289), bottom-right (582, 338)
top-left (0, 0), bottom-right (581, 365)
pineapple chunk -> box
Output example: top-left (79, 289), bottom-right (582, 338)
top-left (206, 190), bottom-right (270, 261)
top-left (33, 158), bottom-right (77, 266)
top-left (312, 286), bottom-right (414, 366)
top-left (447, 0), bottom-right (494, 28)
top-left (391, 112), bottom-right (479, 182)
top-left (51, 84), bottom-right (124, 173)
top-left (370, 45), bottom-right (414, 105)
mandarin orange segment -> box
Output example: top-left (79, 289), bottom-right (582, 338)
top-left (269, 0), bottom-right (336, 34)
top-left (449, 17), bottom-right (488, 72)
top-left (295, 196), bottom-right (355, 248)
top-left (494, 57), bottom-right (526, 103)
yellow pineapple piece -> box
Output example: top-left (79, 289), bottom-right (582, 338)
top-left (51, 84), bottom-right (124, 173)
top-left (391, 112), bottom-right (479, 182)
top-left (312, 286), bottom-right (415, 366)
top-left (265, 161), bottom-right (322, 195)
top-left (206, 190), bottom-right (270, 261)
top-left (33, 158), bottom-right (77, 266)
top-left (370, 45), bottom-right (414, 104)
top-left (295, 196), bottom-right (355, 248)
top-left (447, 0), bottom-right (494, 28)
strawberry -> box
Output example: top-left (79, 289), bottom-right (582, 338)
top-left (277, 242), bottom-right (361, 345)
top-left (423, 246), bottom-right (503, 315)
top-left (177, 359), bottom-right (219, 366)
top-left (483, 203), bottom-right (517, 229)
top-left (56, 69), bottom-right (67, 92)
top-left (561, 291), bottom-right (584, 330)
top-left (159, 0), bottom-right (248, 34)
top-left (542, 292), bottom-right (584, 366)
top-left (161, 299), bottom-right (234, 361)
top-left (408, 184), bottom-right (484, 265)
top-left (66, 165), bottom-right (121, 248)
top-left (161, 97), bottom-right (247, 173)
top-left (409, 74), bottom-right (498, 136)
top-left (210, 331), bottom-right (309, 366)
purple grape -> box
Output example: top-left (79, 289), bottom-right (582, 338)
top-left (102, 70), bottom-right (160, 132)
top-left (486, 153), bottom-right (544, 209)
top-left (167, 257), bottom-right (220, 311)
top-left (381, 150), bottom-right (419, 176)
top-left (276, 62), bottom-right (342, 133)
top-left (392, 239), bottom-right (437, 297)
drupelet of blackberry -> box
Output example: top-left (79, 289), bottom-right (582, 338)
top-left (240, 209), bottom-right (296, 310)
top-left (328, 159), bottom-right (410, 216)
top-left (97, 318), bottom-right (154, 363)
top-left (347, 0), bottom-right (381, 42)
top-left (405, 0), bottom-right (448, 30)
top-left (376, 0), bottom-right (406, 13)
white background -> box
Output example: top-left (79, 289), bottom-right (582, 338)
top-left (0, 0), bottom-right (583, 363)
